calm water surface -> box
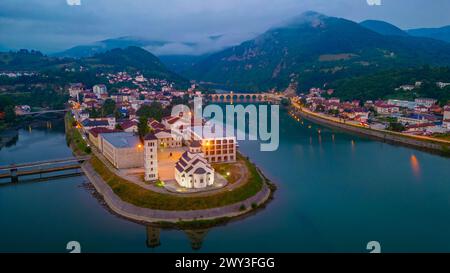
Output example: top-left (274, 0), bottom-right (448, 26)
top-left (1, 110), bottom-right (450, 253)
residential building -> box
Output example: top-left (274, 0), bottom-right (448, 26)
top-left (81, 117), bottom-right (116, 130)
top-left (121, 120), bottom-right (138, 133)
top-left (69, 83), bottom-right (84, 100)
top-left (415, 98), bottom-right (437, 108)
top-left (404, 123), bottom-right (436, 133)
top-left (374, 102), bottom-right (399, 115)
top-left (14, 105), bottom-right (31, 115)
top-left (387, 99), bottom-right (417, 110)
top-left (93, 84), bottom-right (107, 98)
top-left (154, 130), bottom-right (182, 148)
top-left (436, 82), bottom-right (450, 89)
top-left (148, 119), bottom-right (166, 131)
top-left (397, 85), bottom-right (415, 91)
top-left (444, 105), bottom-right (450, 130)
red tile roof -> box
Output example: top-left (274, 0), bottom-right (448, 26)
top-left (120, 120), bottom-right (138, 130)
top-left (88, 127), bottom-right (121, 137)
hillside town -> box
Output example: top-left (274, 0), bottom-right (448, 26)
top-left (298, 86), bottom-right (450, 136)
top-left (67, 76), bottom-right (236, 191)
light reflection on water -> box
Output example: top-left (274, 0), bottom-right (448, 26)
top-left (410, 154), bottom-right (421, 179)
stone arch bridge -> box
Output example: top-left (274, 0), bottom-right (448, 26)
top-left (207, 93), bottom-right (280, 103)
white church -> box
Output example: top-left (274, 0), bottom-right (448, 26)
top-left (174, 141), bottom-right (215, 189)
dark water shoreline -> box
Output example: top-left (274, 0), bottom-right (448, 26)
top-left (290, 106), bottom-right (450, 158)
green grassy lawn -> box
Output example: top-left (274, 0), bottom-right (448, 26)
top-left (212, 161), bottom-right (242, 184)
top-left (434, 133), bottom-right (450, 141)
top-left (65, 113), bottom-right (91, 155)
top-left (90, 154), bottom-right (264, 211)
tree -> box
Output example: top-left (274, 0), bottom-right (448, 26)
top-left (115, 123), bottom-right (123, 130)
top-left (136, 101), bottom-right (164, 121)
top-left (4, 106), bottom-right (16, 123)
top-left (137, 116), bottom-right (149, 138)
top-left (388, 122), bottom-right (405, 132)
top-left (88, 107), bottom-right (100, 118)
top-left (101, 99), bottom-right (116, 117)
top-left (114, 109), bottom-right (122, 120)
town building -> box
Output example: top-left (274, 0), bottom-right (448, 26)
top-left (404, 123), bottom-right (437, 134)
top-left (374, 102), bottom-right (399, 115)
top-left (93, 84), bottom-right (107, 98)
top-left (88, 127), bottom-right (121, 150)
top-left (81, 117), bottom-right (116, 130)
top-left (174, 141), bottom-right (215, 189)
top-left (148, 119), bottom-right (166, 131)
top-left (69, 83), bottom-right (84, 100)
top-left (387, 99), bottom-right (417, 110)
top-left (187, 126), bottom-right (237, 163)
top-left (415, 98), bottom-right (437, 108)
top-left (397, 113), bottom-right (439, 125)
top-left (436, 82), bottom-right (450, 89)
top-left (100, 132), bottom-right (143, 169)
top-left (120, 120), bottom-right (138, 133)
top-left (444, 105), bottom-right (450, 130)
top-left (397, 85), bottom-right (415, 91)
top-left (154, 130), bottom-right (183, 148)
top-left (14, 105), bottom-right (31, 115)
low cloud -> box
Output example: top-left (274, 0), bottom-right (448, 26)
top-left (1, 0), bottom-right (450, 54)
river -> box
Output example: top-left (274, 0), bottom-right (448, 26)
top-left (1, 108), bottom-right (450, 253)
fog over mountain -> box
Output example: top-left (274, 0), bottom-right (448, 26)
top-left (2, 0), bottom-right (450, 54)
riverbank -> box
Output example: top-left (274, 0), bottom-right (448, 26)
top-left (82, 155), bottom-right (274, 224)
top-left (290, 103), bottom-right (450, 156)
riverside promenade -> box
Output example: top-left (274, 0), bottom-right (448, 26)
top-left (291, 101), bottom-right (450, 154)
top-left (82, 161), bottom-right (272, 223)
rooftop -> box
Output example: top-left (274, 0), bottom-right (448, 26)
top-left (102, 132), bottom-right (141, 149)
top-left (88, 127), bottom-right (121, 137)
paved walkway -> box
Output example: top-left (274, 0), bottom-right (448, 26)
top-left (82, 162), bottom-right (271, 223)
top-left (86, 133), bottom-right (248, 197)
top-left (89, 137), bottom-right (250, 197)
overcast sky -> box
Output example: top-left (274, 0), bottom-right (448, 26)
top-left (1, 0), bottom-right (450, 54)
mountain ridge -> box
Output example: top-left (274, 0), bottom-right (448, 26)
top-left (184, 11), bottom-right (450, 91)
top-left (359, 20), bottom-right (409, 37)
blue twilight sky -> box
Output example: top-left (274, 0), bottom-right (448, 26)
top-left (1, 0), bottom-right (450, 54)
